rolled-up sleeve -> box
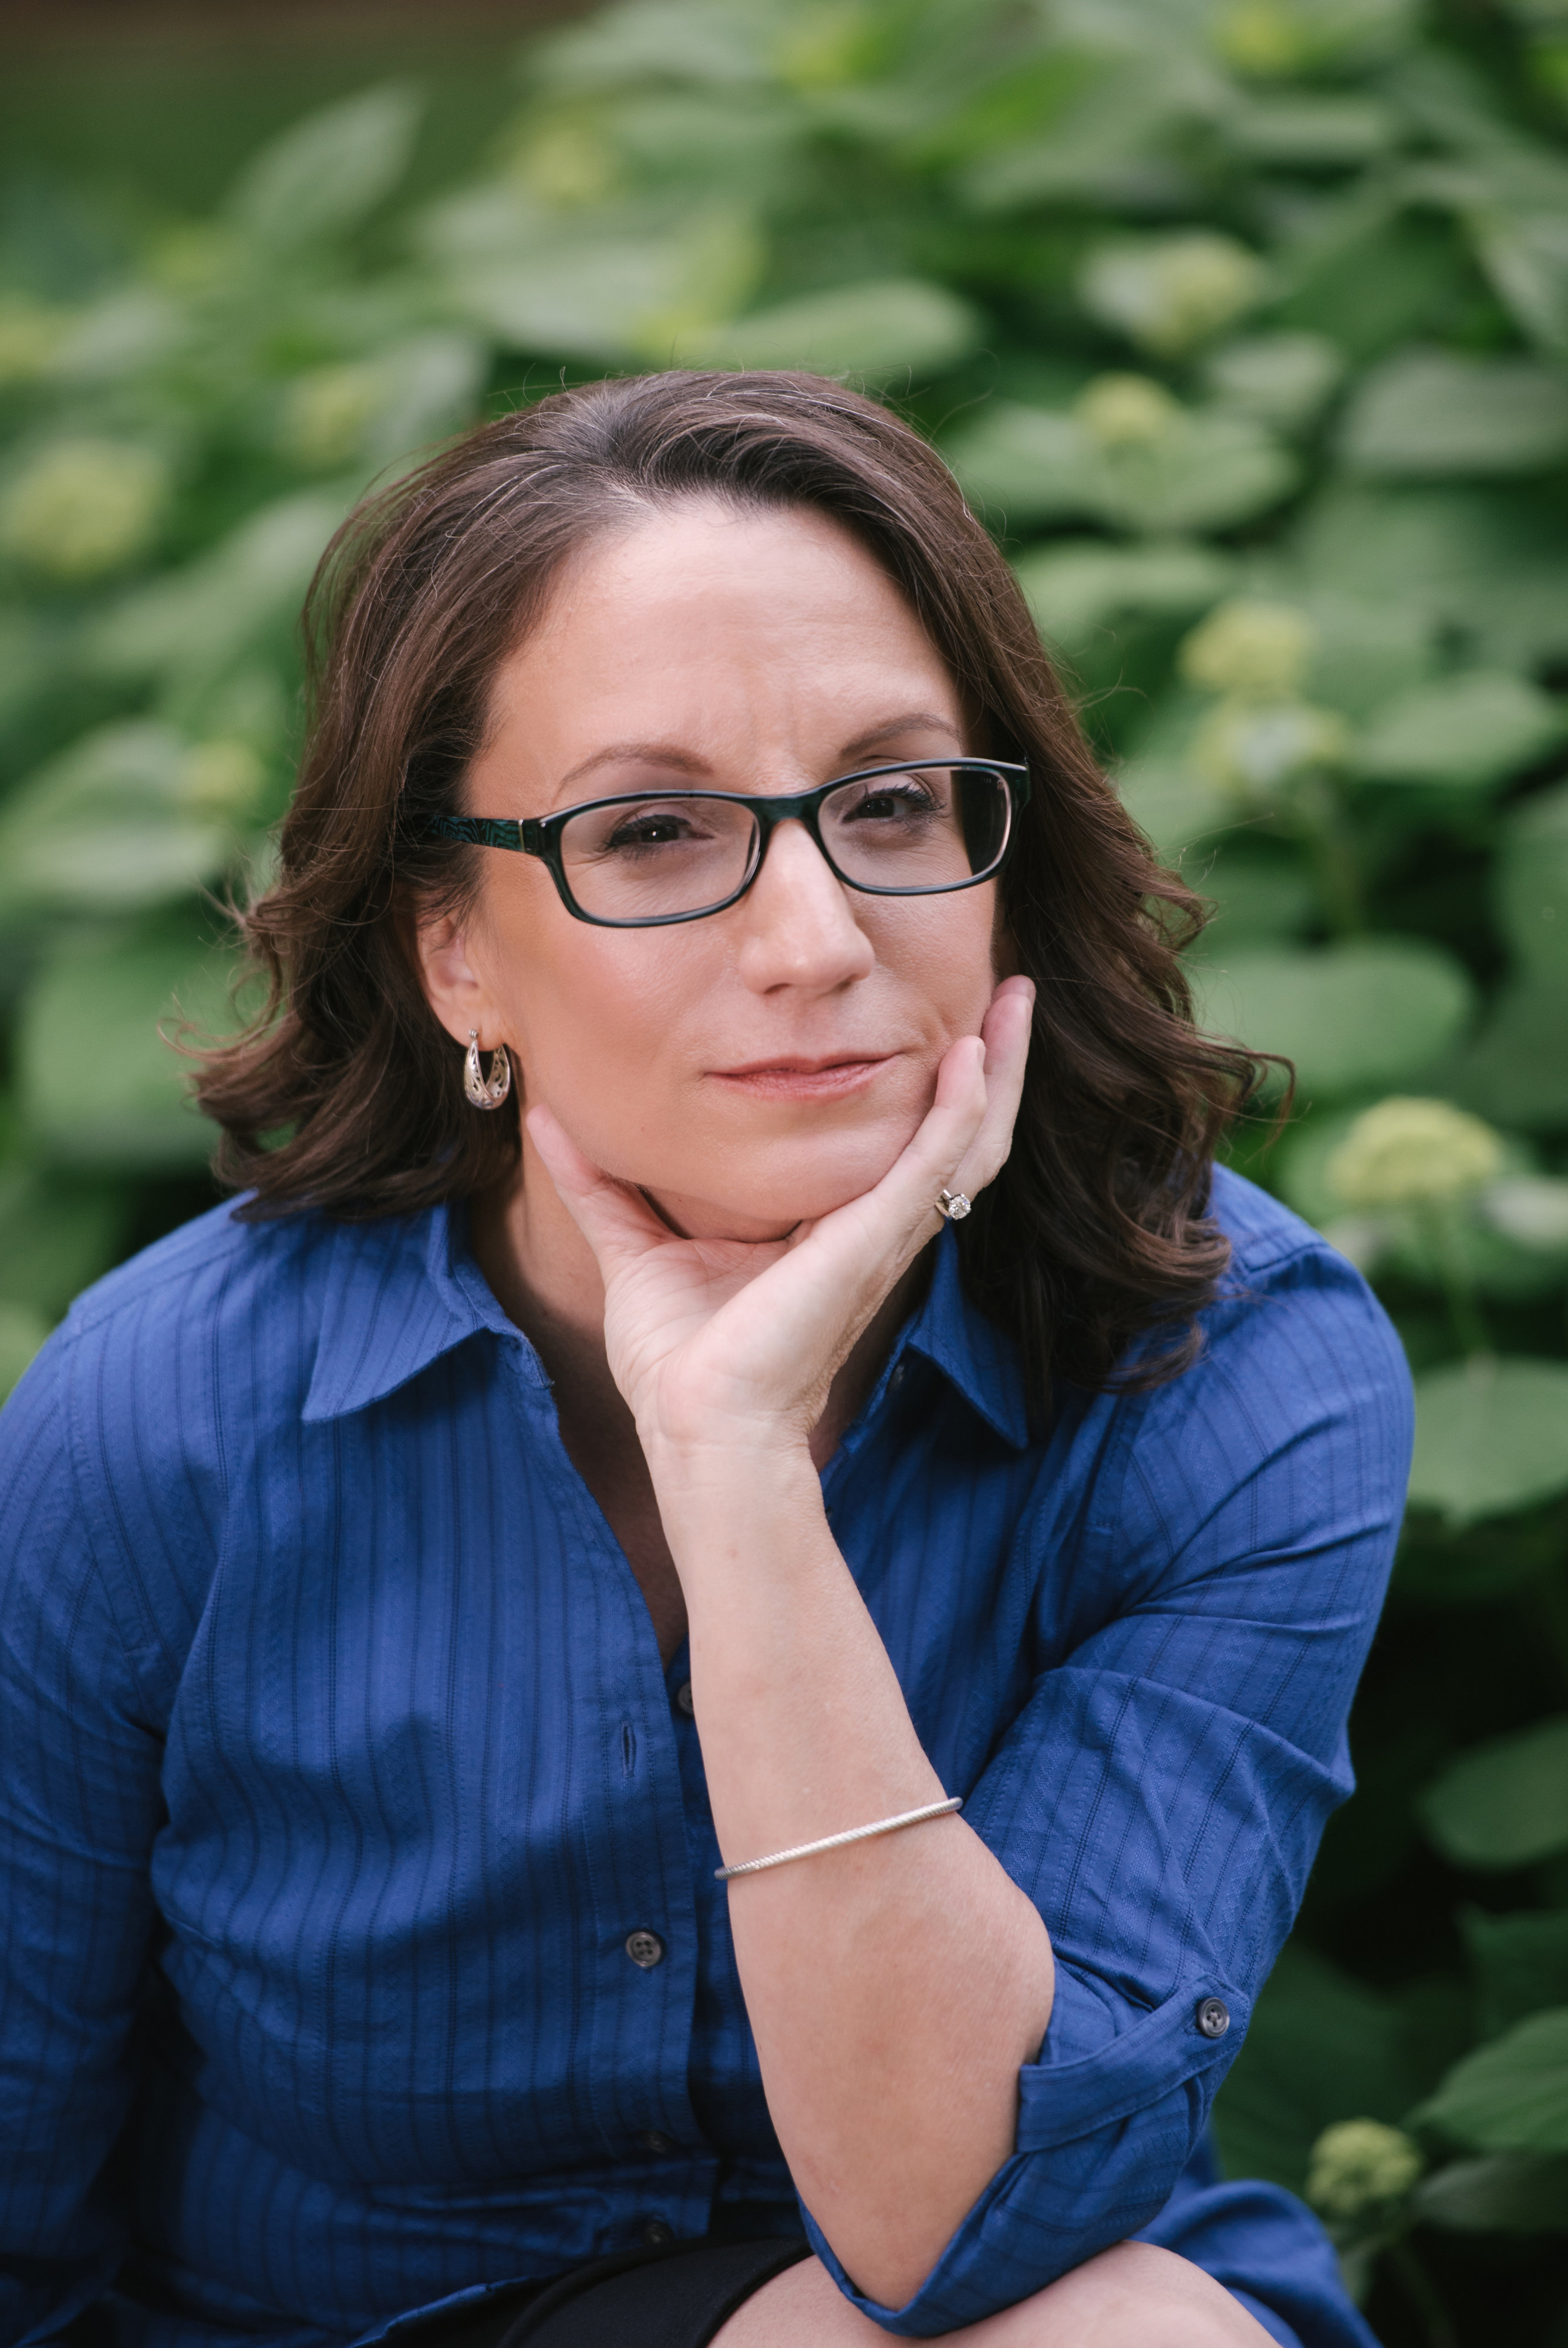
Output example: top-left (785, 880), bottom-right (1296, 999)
top-left (0, 1334), bottom-right (163, 2340)
top-left (806, 1238), bottom-right (1414, 2334)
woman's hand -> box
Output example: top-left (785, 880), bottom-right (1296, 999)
top-left (525, 975), bottom-right (1034, 1461)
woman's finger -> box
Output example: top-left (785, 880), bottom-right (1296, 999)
top-left (951, 976), bottom-right (1034, 1202)
top-left (526, 1104), bottom-right (674, 1277)
top-left (784, 977), bottom-right (1033, 1326)
top-left (866, 977), bottom-right (1033, 1231)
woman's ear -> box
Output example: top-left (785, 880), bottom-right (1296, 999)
top-left (412, 902), bottom-right (501, 1050)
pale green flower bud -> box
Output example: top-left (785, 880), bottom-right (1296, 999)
top-left (1212, 0), bottom-right (1312, 75)
top-left (774, 5), bottom-right (878, 92)
top-left (1074, 373), bottom-right (1182, 450)
top-left (283, 365), bottom-right (383, 471)
top-left (1180, 600), bottom-right (1316, 700)
top-left (1306, 2120), bottom-right (1423, 2220)
top-left (0, 438), bottom-right (168, 582)
top-left (1327, 1099), bottom-right (1505, 1212)
top-left (1080, 234), bottom-right (1265, 356)
top-left (0, 297), bottom-right (68, 386)
top-left (149, 223), bottom-right (242, 294)
top-left (1212, 0), bottom-right (1414, 78)
top-left (180, 740), bottom-right (267, 819)
top-left (513, 120), bottom-right (619, 208)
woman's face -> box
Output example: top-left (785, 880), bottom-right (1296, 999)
top-left (418, 499), bottom-right (1007, 1242)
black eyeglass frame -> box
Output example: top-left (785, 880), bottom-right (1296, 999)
top-left (419, 758), bottom-right (1032, 929)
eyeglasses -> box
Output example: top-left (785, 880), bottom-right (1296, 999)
top-left (420, 759), bottom-right (1030, 929)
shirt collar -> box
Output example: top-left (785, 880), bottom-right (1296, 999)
top-left (899, 1223), bottom-right (1031, 1450)
top-left (301, 1205), bottom-right (1029, 1449)
top-left (301, 1203), bottom-right (538, 1424)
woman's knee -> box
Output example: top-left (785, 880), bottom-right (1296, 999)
top-left (981, 2242), bottom-right (1279, 2345)
top-left (717, 2241), bottom-right (1280, 2346)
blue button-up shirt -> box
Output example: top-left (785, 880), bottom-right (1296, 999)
top-left (0, 1169), bottom-right (1409, 2347)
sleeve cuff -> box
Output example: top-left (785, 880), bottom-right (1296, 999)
top-left (802, 1971), bottom-right (1250, 2336)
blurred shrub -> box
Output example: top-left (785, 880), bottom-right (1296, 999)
top-left (2, 2), bottom-right (1566, 2336)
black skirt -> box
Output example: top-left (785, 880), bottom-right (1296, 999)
top-left (400, 2236), bottom-right (815, 2348)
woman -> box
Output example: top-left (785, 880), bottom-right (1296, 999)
top-left (0, 373), bottom-right (1411, 2348)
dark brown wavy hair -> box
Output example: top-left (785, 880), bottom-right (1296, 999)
top-left (195, 370), bottom-right (1266, 1398)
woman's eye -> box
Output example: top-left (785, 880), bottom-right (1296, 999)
top-left (844, 784), bottom-right (936, 822)
top-left (604, 812), bottom-right (699, 851)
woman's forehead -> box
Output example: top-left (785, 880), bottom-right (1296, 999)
top-left (475, 502), bottom-right (965, 806)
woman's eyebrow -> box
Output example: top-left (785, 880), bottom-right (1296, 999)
top-left (835, 711), bottom-right (965, 763)
top-left (555, 741), bottom-right (713, 793)
top-left (552, 711), bottom-right (962, 800)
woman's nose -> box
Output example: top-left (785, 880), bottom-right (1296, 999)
top-left (734, 819), bottom-right (875, 994)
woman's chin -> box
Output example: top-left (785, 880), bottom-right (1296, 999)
top-left (643, 1139), bottom-right (910, 1242)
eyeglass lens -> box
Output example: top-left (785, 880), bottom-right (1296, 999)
top-left (557, 765), bottom-right (1011, 923)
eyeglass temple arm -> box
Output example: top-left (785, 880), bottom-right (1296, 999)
top-left (426, 816), bottom-right (540, 853)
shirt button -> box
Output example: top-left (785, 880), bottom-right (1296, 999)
top-left (675, 1680), bottom-right (695, 1717)
top-left (642, 2130), bottom-right (676, 2157)
top-left (1196, 1996), bottom-right (1230, 2039)
top-left (625, 1928), bottom-right (665, 1969)
top-left (641, 2218), bottom-right (676, 2247)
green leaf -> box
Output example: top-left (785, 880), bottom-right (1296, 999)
top-left (1496, 781), bottom-right (1568, 979)
top-left (677, 279), bottom-right (980, 378)
top-left (0, 1301), bottom-right (49, 1406)
top-left (1288, 484), bottom-right (1568, 670)
top-left (1461, 1907), bottom-right (1568, 2039)
top-left (1475, 210), bottom-right (1568, 356)
top-left (1414, 2151), bottom-right (1568, 2233)
top-left (15, 925), bottom-right (241, 1171)
top-left (1439, 975), bottom-right (1568, 1129)
top-left (1412, 2009), bottom-right (1568, 2152)
top-left (90, 492), bottom-right (345, 693)
top-left (427, 190), bottom-right (764, 363)
top-left (535, 0), bottom-right (771, 92)
top-left (956, 55), bottom-right (1196, 212)
top-left (1189, 846), bottom-right (1318, 943)
top-left (1420, 1712), bottom-right (1568, 1864)
top-left (0, 722), bottom-right (248, 915)
top-left (1012, 538), bottom-right (1234, 655)
top-left (227, 85), bottom-right (423, 250)
top-left (1482, 1177), bottom-right (1568, 1253)
top-left (1192, 940), bottom-right (1476, 1099)
top-left (1210, 1944), bottom-right (1428, 2193)
top-left (1292, 595), bottom-right (1437, 722)
top-left (1115, 757), bottom-right (1237, 859)
top-left (1409, 1362), bottom-right (1568, 1532)
top-left (1353, 670), bottom-right (1565, 791)
top-left (946, 400), bottom-right (1297, 534)
top-left (1202, 333), bottom-right (1346, 430)
top-left (1220, 95), bottom-right (1397, 168)
top-left (1339, 350), bottom-right (1568, 477)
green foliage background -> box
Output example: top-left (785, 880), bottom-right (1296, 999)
top-left (2, 1), bottom-right (1567, 2336)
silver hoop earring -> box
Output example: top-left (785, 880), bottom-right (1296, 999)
top-left (463, 1029), bottom-right (512, 1111)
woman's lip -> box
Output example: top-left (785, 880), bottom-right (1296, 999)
top-left (707, 1054), bottom-right (895, 1096)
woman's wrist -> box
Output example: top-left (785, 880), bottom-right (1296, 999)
top-left (642, 1432), bottom-right (828, 1585)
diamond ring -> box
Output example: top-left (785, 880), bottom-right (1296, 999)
top-left (935, 1189), bottom-right (972, 1221)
